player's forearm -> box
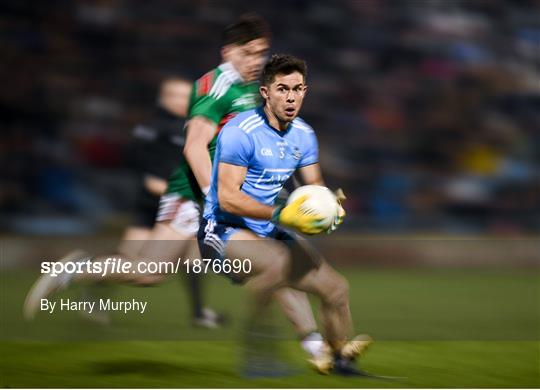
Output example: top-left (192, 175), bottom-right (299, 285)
top-left (298, 163), bottom-right (325, 187)
top-left (307, 178), bottom-right (325, 186)
top-left (183, 116), bottom-right (217, 194)
top-left (219, 188), bottom-right (274, 220)
top-left (183, 141), bottom-right (212, 192)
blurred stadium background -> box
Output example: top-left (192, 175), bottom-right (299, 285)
top-left (1, 0), bottom-right (539, 388)
top-left (2, 0), bottom-right (539, 235)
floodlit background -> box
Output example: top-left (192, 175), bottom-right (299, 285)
top-left (1, 0), bottom-right (539, 388)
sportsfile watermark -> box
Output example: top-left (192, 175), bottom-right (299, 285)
top-left (40, 257), bottom-right (252, 277)
top-left (1, 238), bottom-right (538, 341)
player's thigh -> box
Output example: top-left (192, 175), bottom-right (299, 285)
top-left (282, 233), bottom-right (324, 283)
top-left (136, 222), bottom-right (197, 268)
top-left (289, 260), bottom-right (349, 304)
top-left (128, 225), bottom-right (200, 285)
top-left (122, 226), bottom-right (152, 241)
top-left (117, 226), bottom-right (152, 258)
top-left (225, 229), bottom-right (290, 281)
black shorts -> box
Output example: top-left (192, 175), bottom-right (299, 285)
top-left (197, 217), bottom-right (323, 283)
top-left (133, 182), bottom-right (159, 228)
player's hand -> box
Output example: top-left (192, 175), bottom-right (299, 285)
top-left (327, 188), bottom-right (346, 234)
top-left (272, 195), bottom-right (326, 235)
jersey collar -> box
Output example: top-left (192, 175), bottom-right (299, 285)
top-left (218, 62), bottom-right (244, 83)
top-left (257, 106), bottom-right (292, 136)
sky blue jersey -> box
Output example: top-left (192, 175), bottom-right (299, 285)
top-left (203, 107), bottom-right (319, 236)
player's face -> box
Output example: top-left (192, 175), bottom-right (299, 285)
top-left (161, 81), bottom-right (192, 117)
top-left (261, 72), bottom-right (307, 125)
top-left (224, 38), bottom-right (269, 82)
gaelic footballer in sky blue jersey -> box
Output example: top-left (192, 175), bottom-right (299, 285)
top-left (203, 107), bottom-right (318, 236)
top-left (198, 54), bottom-right (365, 376)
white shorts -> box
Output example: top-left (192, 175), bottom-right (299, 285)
top-left (156, 194), bottom-right (200, 235)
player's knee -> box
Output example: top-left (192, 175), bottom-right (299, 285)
top-left (323, 276), bottom-right (349, 307)
top-left (254, 251), bottom-right (288, 290)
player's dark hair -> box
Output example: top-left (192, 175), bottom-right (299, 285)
top-left (223, 13), bottom-right (270, 46)
top-left (261, 54), bottom-right (307, 86)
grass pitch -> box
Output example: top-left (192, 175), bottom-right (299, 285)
top-left (1, 268), bottom-right (538, 388)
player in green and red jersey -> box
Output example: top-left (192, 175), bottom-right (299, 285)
top-left (151, 15), bottom-right (271, 327)
top-left (158, 61), bottom-right (263, 228)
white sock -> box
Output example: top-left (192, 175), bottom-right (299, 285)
top-left (301, 332), bottom-right (325, 358)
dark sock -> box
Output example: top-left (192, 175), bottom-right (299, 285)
top-left (184, 273), bottom-right (203, 318)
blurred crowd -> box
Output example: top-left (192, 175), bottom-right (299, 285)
top-left (2, 0), bottom-right (539, 234)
